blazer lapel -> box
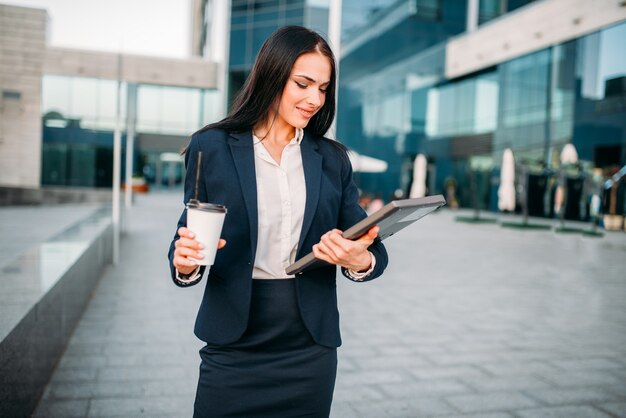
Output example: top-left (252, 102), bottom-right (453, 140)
top-left (228, 131), bottom-right (258, 259)
top-left (297, 131), bottom-right (323, 256)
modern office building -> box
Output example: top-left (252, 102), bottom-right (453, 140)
top-left (337, 0), bottom-right (626, 218)
top-left (0, 3), bottom-right (221, 191)
top-left (192, 0), bottom-right (330, 106)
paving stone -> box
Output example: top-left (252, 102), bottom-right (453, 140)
top-left (87, 396), bottom-right (193, 417)
top-left (597, 402), bottom-right (626, 418)
top-left (461, 375), bottom-right (550, 391)
top-left (410, 365), bottom-right (489, 381)
top-left (445, 391), bottom-right (538, 413)
top-left (331, 385), bottom-right (386, 403)
top-left (378, 379), bottom-right (471, 399)
top-left (47, 381), bottom-right (144, 400)
top-left (350, 397), bottom-right (456, 417)
top-left (58, 355), bottom-right (108, 369)
top-left (524, 387), bottom-right (619, 405)
top-left (330, 401), bottom-right (360, 418)
top-left (438, 413), bottom-right (514, 418)
top-left (514, 405), bottom-right (613, 418)
top-left (32, 399), bottom-right (89, 418)
top-left (538, 370), bottom-right (624, 387)
top-left (29, 194), bottom-right (626, 417)
top-left (479, 361), bottom-right (560, 376)
top-left (97, 365), bottom-right (190, 382)
top-left (48, 368), bottom-right (98, 384)
top-left (549, 358), bottom-right (625, 371)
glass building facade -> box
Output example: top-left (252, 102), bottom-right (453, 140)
top-left (337, 1), bottom-right (626, 219)
top-left (227, 0), bottom-right (330, 104)
top-left (41, 75), bottom-right (220, 188)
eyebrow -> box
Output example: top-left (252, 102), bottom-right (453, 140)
top-left (294, 74), bottom-right (330, 86)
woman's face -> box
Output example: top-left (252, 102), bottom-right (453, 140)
top-left (276, 51), bottom-right (332, 130)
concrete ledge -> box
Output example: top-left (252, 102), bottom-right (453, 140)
top-left (0, 186), bottom-right (112, 206)
top-left (0, 208), bottom-right (112, 418)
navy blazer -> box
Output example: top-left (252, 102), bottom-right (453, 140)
top-left (168, 128), bottom-right (388, 348)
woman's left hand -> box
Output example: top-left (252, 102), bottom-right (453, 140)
top-left (312, 226), bottom-right (379, 272)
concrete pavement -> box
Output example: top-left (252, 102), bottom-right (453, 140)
top-left (33, 191), bottom-right (626, 418)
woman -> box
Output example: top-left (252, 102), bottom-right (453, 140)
top-left (168, 26), bottom-right (388, 417)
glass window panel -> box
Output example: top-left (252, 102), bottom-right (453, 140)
top-left (229, 29), bottom-right (247, 67)
top-left (137, 85), bottom-right (161, 133)
top-left (474, 74), bottom-right (498, 133)
top-left (597, 22), bottom-right (626, 99)
top-left (42, 75), bottom-right (71, 117)
top-left (95, 79), bottom-right (118, 130)
top-left (69, 78), bottom-right (98, 121)
top-left (253, 10), bottom-right (279, 23)
top-left (252, 26), bottom-right (276, 62)
top-left (202, 89), bottom-right (221, 126)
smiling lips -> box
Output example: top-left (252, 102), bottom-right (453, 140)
top-left (296, 107), bottom-right (316, 119)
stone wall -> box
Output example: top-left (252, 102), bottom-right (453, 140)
top-left (0, 4), bottom-right (47, 188)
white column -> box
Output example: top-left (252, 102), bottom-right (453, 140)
top-left (328, 0), bottom-right (343, 140)
top-left (124, 83), bottom-right (137, 210)
top-left (213, 0), bottom-right (231, 119)
top-left (466, 0), bottom-right (479, 33)
top-left (112, 54), bottom-right (123, 265)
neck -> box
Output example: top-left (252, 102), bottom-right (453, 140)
top-left (254, 118), bottom-right (296, 146)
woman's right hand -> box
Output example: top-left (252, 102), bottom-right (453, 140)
top-left (173, 227), bottom-right (227, 275)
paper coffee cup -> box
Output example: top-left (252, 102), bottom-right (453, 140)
top-left (186, 201), bottom-right (227, 266)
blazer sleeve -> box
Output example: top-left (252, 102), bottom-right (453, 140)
top-left (167, 133), bottom-right (207, 287)
top-left (336, 152), bottom-right (388, 282)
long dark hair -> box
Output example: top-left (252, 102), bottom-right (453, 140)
top-left (195, 25), bottom-right (338, 141)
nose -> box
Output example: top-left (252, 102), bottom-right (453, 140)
top-left (306, 89), bottom-right (323, 108)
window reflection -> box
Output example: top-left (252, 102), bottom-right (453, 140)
top-left (425, 71), bottom-right (498, 137)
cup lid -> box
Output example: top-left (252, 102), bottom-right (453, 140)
top-left (186, 200), bottom-right (227, 213)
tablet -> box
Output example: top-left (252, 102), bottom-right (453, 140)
top-left (286, 194), bottom-right (446, 275)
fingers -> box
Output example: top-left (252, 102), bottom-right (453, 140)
top-left (178, 226), bottom-right (195, 239)
top-left (173, 227), bottom-right (227, 271)
top-left (174, 227), bottom-right (203, 269)
top-left (313, 226), bottom-right (378, 270)
top-left (356, 225), bottom-right (379, 245)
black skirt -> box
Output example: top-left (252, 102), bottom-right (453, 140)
top-left (193, 278), bottom-right (337, 418)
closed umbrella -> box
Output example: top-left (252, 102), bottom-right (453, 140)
top-left (556, 143), bottom-right (579, 230)
top-left (409, 154), bottom-right (427, 198)
top-left (498, 148), bottom-right (516, 211)
top-left (347, 151), bottom-right (388, 173)
top-left (560, 143), bottom-right (579, 165)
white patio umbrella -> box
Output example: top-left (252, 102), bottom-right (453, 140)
top-left (498, 148), bottom-right (516, 211)
top-left (560, 143), bottom-right (579, 165)
top-left (409, 154), bottom-right (427, 198)
top-left (347, 150), bottom-right (388, 173)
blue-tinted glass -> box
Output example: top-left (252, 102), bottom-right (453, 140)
top-left (231, 12), bottom-right (248, 26)
top-left (507, 0), bottom-right (536, 12)
top-left (137, 85), bottom-right (202, 135)
top-left (42, 76), bottom-right (123, 131)
top-left (253, 10), bottom-right (279, 24)
top-left (229, 29), bottom-right (247, 67)
top-left (285, 7), bottom-right (305, 19)
top-left (252, 0), bottom-right (279, 11)
top-left (499, 49), bottom-right (550, 128)
top-left (478, 0), bottom-right (501, 24)
top-left (416, 0), bottom-right (441, 20)
top-left (251, 26), bottom-right (277, 63)
top-left (232, 0), bottom-right (248, 12)
top-left (572, 21), bottom-right (626, 167)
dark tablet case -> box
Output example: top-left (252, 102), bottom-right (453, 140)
top-left (286, 194), bottom-right (446, 275)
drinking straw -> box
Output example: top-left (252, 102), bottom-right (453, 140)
top-left (194, 152), bottom-right (202, 202)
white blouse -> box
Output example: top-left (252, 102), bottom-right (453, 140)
top-left (252, 128), bottom-right (307, 279)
